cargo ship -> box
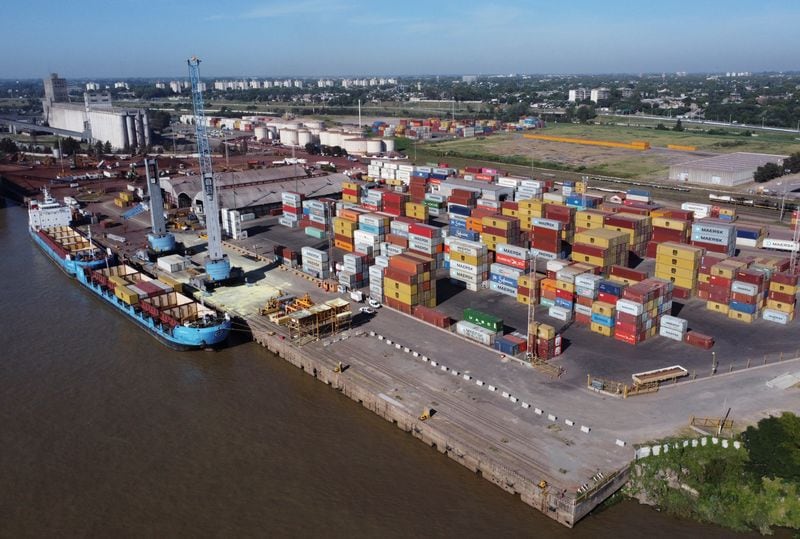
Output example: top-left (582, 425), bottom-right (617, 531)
top-left (29, 188), bottom-right (231, 350)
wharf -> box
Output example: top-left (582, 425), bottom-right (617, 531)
top-left (246, 310), bottom-right (631, 527)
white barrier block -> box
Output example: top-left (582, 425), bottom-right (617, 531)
top-left (722, 439), bottom-right (729, 448)
top-left (692, 439), bottom-right (698, 447)
top-left (385, 339), bottom-right (392, 345)
top-left (476, 380), bottom-right (484, 386)
top-left (652, 446), bottom-right (660, 456)
top-left (501, 391), bottom-right (509, 398)
top-left (403, 347), bottom-right (410, 353)
top-left (369, 331), bottom-right (376, 337)
top-left (412, 352), bottom-right (419, 357)
top-left (580, 425), bottom-right (591, 434)
top-left (451, 370), bottom-right (459, 376)
top-left (616, 439), bottom-right (627, 447)
top-left (463, 374), bottom-right (472, 381)
top-left (509, 396), bottom-right (518, 403)
top-left (547, 414), bottom-right (557, 421)
top-left (565, 419), bottom-right (574, 427)
top-left (430, 361), bottom-right (438, 367)
top-left (395, 343), bottom-right (401, 349)
top-left (535, 408), bottom-right (543, 415)
top-left (733, 441), bottom-right (741, 449)
top-left (422, 356), bottom-right (428, 362)
top-left (701, 437), bottom-right (707, 446)
top-left (488, 385), bottom-right (496, 392)
top-left (521, 402), bottom-right (530, 409)
top-left (683, 440), bottom-right (689, 448)
top-left (440, 365), bottom-right (448, 372)
top-left (377, 335), bottom-right (384, 340)
top-left (711, 437), bottom-right (718, 445)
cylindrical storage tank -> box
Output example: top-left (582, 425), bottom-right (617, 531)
top-left (343, 138), bottom-right (368, 155)
top-left (319, 131), bottom-right (331, 146)
top-left (254, 126), bottom-right (269, 141)
top-left (366, 139), bottom-right (382, 154)
top-left (297, 129), bottom-right (313, 147)
top-left (280, 128), bottom-right (299, 146)
top-left (303, 120), bottom-right (323, 130)
top-left (382, 138), bottom-right (396, 152)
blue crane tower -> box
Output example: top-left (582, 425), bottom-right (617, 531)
top-left (144, 158), bottom-right (176, 253)
top-left (187, 56), bottom-right (230, 282)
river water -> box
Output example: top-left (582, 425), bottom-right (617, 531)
top-left (0, 202), bottom-right (780, 537)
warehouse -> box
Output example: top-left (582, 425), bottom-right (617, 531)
top-left (669, 152), bottom-right (786, 186)
top-left (159, 166), bottom-right (345, 215)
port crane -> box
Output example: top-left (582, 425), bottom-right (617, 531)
top-left (187, 56), bottom-right (234, 284)
top-left (144, 159), bottom-right (176, 254)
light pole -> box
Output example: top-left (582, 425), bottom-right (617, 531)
top-left (711, 351), bottom-right (717, 375)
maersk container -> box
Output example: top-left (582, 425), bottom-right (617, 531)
top-left (489, 280), bottom-right (517, 297)
top-left (532, 218), bottom-right (562, 231)
top-left (658, 326), bottom-right (685, 341)
top-left (575, 273), bottom-right (603, 289)
top-left (495, 243), bottom-right (529, 260)
top-left (456, 320), bottom-right (496, 346)
top-left (490, 263), bottom-right (523, 279)
top-left (660, 315), bottom-right (688, 333)
top-left (731, 281), bottom-right (759, 296)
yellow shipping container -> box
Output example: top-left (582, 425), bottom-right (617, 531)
top-left (342, 194), bottom-right (359, 204)
top-left (537, 323), bottom-right (556, 339)
top-left (481, 216), bottom-right (517, 230)
top-left (655, 254), bottom-right (698, 271)
top-left (501, 208), bottom-right (519, 218)
top-left (727, 310), bottom-right (755, 323)
top-left (517, 293), bottom-right (531, 305)
top-left (655, 242), bottom-right (703, 262)
top-left (591, 301), bottom-right (616, 316)
top-left (766, 299), bottom-right (796, 313)
top-left (575, 210), bottom-right (607, 225)
top-left (652, 217), bottom-right (689, 231)
top-left (115, 285), bottom-right (139, 305)
top-left (449, 252), bottom-right (484, 266)
top-left (769, 281), bottom-right (798, 295)
top-left (575, 228), bottom-right (629, 248)
top-left (654, 272), bottom-right (696, 290)
top-left (710, 262), bottom-right (744, 279)
top-left (572, 253), bottom-right (607, 268)
top-left (556, 280), bottom-right (575, 293)
top-left (590, 322), bottom-right (614, 337)
top-left (706, 300), bottom-right (729, 314)
top-left (698, 273), bottom-right (711, 283)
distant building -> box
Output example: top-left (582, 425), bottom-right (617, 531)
top-left (44, 73), bottom-right (69, 103)
top-left (113, 81), bottom-right (129, 89)
top-left (618, 87), bottom-right (634, 98)
top-left (155, 81), bottom-right (166, 89)
top-left (590, 88), bottom-right (610, 103)
top-left (568, 88), bottom-right (589, 102)
top-left (85, 82), bottom-right (100, 91)
top-left (462, 75), bottom-right (478, 83)
top-left (169, 81), bottom-right (182, 93)
top-left (669, 152), bottom-right (786, 186)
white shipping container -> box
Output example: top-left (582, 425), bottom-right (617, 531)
top-left (301, 247), bottom-right (328, 261)
top-left (731, 281), bottom-right (759, 296)
top-left (575, 273), bottom-right (603, 289)
top-left (529, 248), bottom-right (559, 260)
top-left (660, 315), bottom-right (688, 333)
top-left (456, 320), bottom-right (496, 346)
top-left (451, 260), bottom-right (484, 274)
top-left (548, 306), bottom-right (572, 321)
top-left (495, 243), bottom-right (529, 260)
top-left (490, 263), bottom-right (524, 279)
top-left (763, 308), bottom-right (791, 324)
top-left (681, 202), bottom-right (712, 218)
top-left (449, 240), bottom-right (487, 257)
top-left (543, 193), bottom-right (564, 204)
top-left (575, 304), bottom-right (593, 316)
top-left (616, 298), bottom-right (644, 316)
top-left (762, 238), bottom-right (800, 251)
top-left (575, 286), bottom-right (597, 298)
top-left (532, 218), bottom-right (562, 231)
top-left (449, 269), bottom-right (483, 284)
top-left (736, 238), bottom-right (759, 248)
top-left (546, 260), bottom-right (569, 273)
top-left (658, 326), bottom-right (685, 341)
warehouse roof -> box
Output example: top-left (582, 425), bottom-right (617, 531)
top-left (672, 152), bottom-right (786, 172)
top-left (160, 166), bottom-right (344, 209)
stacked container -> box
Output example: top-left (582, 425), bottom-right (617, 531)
top-left (516, 198), bottom-right (545, 231)
top-left (704, 258), bottom-right (747, 317)
top-left (690, 219), bottom-right (737, 256)
top-left (368, 264), bottom-right (384, 301)
top-left (333, 208), bottom-right (362, 252)
top-left (517, 273), bottom-right (543, 305)
top-left (280, 192), bottom-right (303, 227)
top-left (423, 193), bottom-right (446, 217)
top-left (573, 273), bottom-right (603, 325)
top-left (658, 314), bottom-right (689, 342)
top-left (447, 237), bottom-right (489, 291)
top-left (339, 252), bottom-right (369, 290)
top-left (571, 229), bottom-right (629, 274)
top-left (303, 199), bottom-right (331, 239)
top-left (456, 320), bottom-right (497, 347)
top-left (590, 300), bottom-right (616, 337)
top-left (405, 201), bottom-right (429, 222)
top-left (603, 213), bottom-right (651, 258)
top-left (614, 278), bottom-right (673, 345)
top-left (489, 262), bottom-right (523, 298)
top-left (764, 272), bottom-right (798, 324)
top-left (342, 180), bottom-right (361, 204)
top-left (408, 175), bottom-right (428, 203)
top-left (528, 321), bottom-right (561, 361)
top-left (407, 223), bottom-right (443, 268)
top-left (727, 265), bottom-right (766, 323)
top-left (481, 215), bottom-right (521, 251)
top-left (544, 204), bottom-right (576, 246)
top-left (575, 209), bottom-right (608, 233)
top-left (531, 218), bottom-right (564, 259)
top-left (301, 246), bottom-right (329, 279)
top-left (383, 252), bottom-right (436, 314)
top-left (361, 188), bottom-right (384, 212)
top-left (654, 242), bottom-right (704, 298)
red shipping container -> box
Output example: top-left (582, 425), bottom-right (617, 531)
top-left (575, 313), bottom-right (591, 325)
top-left (577, 295), bottom-right (594, 307)
top-left (660, 209), bottom-right (694, 221)
top-left (691, 240), bottom-right (731, 254)
top-left (652, 228), bottom-right (686, 243)
top-left (645, 241), bottom-right (659, 259)
top-left (772, 272), bottom-right (799, 286)
top-left (495, 253), bottom-right (528, 269)
top-left (735, 269), bottom-right (764, 286)
top-left (615, 311), bottom-right (644, 325)
top-left (597, 291), bottom-right (620, 304)
top-left (408, 223), bottom-right (437, 238)
top-left (697, 281), bottom-right (712, 293)
top-left (618, 206), bottom-right (651, 216)
top-left (555, 288), bottom-right (574, 301)
top-left (572, 243), bottom-right (608, 258)
top-left (709, 275), bottom-right (732, 288)
top-left (708, 290), bottom-right (731, 303)
top-left (731, 291), bottom-right (758, 304)
top-left (685, 331), bottom-right (714, 349)
top-left (282, 205), bottom-right (300, 214)
top-left (610, 265), bottom-right (648, 281)
top-left (672, 286), bottom-right (692, 300)
top-left (501, 201), bottom-right (519, 211)
top-left (532, 227), bottom-right (560, 240)
top-left (768, 290), bottom-right (796, 304)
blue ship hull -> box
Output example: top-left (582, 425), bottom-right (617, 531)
top-left (31, 228), bottom-right (231, 350)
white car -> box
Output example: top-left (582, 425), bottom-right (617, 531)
top-left (368, 299), bottom-right (382, 309)
top-left (359, 306), bottom-right (376, 315)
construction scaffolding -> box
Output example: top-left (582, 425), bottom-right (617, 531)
top-left (287, 298), bottom-right (352, 341)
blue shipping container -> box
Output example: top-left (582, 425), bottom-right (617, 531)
top-left (490, 273), bottom-right (518, 287)
top-left (729, 301), bottom-right (757, 314)
top-left (598, 280), bottom-right (623, 296)
top-left (627, 188), bottom-right (651, 197)
top-left (737, 229), bottom-right (760, 240)
top-left (448, 204), bottom-right (471, 216)
top-left (555, 297), bottom-right (574, 310)
top-left (591, 313), bottom-right (614, 327)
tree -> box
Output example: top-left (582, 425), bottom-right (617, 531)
top-left (103, 141), bottom-right (112, 154)
top-left (753, 162), bottom-right (783, 183)
top-left (655, 123), bottom-right (668, 130)
top-left (575, 105), bottom-right (596, 124)
top-left (782, 152), bottom-right (800, 174)
top-left (673, 119), bottom-right (684, 132)
top-left (61, 137), bottom-right (81, 155)
top-left (0, 137), bottom-right (19, 154)
top-left (743, 412), bottom-right (800, 482)
top-left (93, 140), bottom-right (104, 156)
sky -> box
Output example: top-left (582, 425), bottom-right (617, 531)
top-left (3, 0), bottom-right (800, 79)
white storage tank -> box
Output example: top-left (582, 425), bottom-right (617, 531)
top-left (254, 126), bottom-right (269, 141)
top-left (366, 139), bottom-right (383, 154)
top-left (382, 138), bottom-right (396, 152)
top-left (297, 129), bottom-right (313, 147)
top-left (319, 130), bottom-right (331, 146)
top-left (280, 128), bottom-right (299, 146)
top-left (303, 119), bottom-right (323, 130)
top-left (343, 138), bottom-right (368, 155)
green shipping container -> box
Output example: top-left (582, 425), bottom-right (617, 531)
top-left (305, 227), bottom-right (328, 240)
top-left (463, 308), bottom-right (503, 332)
